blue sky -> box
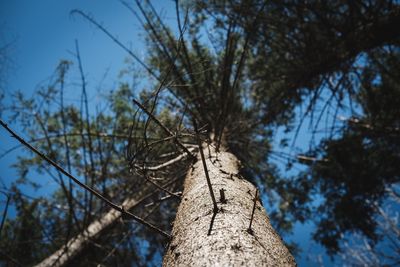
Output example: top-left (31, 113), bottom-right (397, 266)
top-left (1, 0), bottom-right (147, 96)
top-left (0, 0), bottom-right (152, 218)
top-left (0, 1), bottom-right (336, 266)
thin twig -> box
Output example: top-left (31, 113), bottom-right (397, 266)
top-left (33, 113), bottom-right (84, 232)
top-left (193, 119), bottom-right (218, 213)
top-left (57, 60), bottom-right (76, 245)
top-left (247, 189), bottom-right (258, 235)
top-left (0, 119), bottom-right (171, 239)
top-left (70, 10), bottom-right (156, 79)
top-left (71, 8), bottom-right (193, 117)
top-left (98, 203), bottom-right (160, 265)
top-left (0, 133), bottom-right (148, 160)
top-left (136, 147), bottom-right (195, 171)
top-left (216, 1), bottom-right (267, 151)
top-left (132, 98), bottom-right (195, 159)
top-left (142, 173), bottom-right (181, 199)
top-left (144, 192), bottom-right (182, 207)
top-left (75, 40), bottom-right (97, 224)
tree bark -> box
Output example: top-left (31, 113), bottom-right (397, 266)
top-left (35, 143), bottom-right (296, 267)
top-left (34, 191), bottom-right (153, 267)
top-left (163, 143), bottom-right (296, 266)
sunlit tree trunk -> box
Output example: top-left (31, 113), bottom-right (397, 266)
top-left (35, 142), bottom-right (296, 267)
top-left (163, 142), bottom-right (296, 266)
top-left (35, 195), bottom-right (148, 267)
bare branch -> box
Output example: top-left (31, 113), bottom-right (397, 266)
top-left (193, 119), bottom-right (218, 213)
top-left (70, 9), bottom-right (157, 79)
top-left (142, 174), bottom-right (181, 200)
top-left (247, 189), bottom-right (258, 235)
top-left (0, 119), bottom-right (170, 239)
top-left (132, 98), bottom-right (195, 159)
top-left (136, 147), bottom-right (196, 171)
top-left (144, 192), bottom-right (182, 208)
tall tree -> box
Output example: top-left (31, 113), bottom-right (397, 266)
top-left (1, 0), bottom-right (400, 266)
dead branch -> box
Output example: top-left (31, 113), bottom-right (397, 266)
top-left (132, 98), bottom-right (195, 159)
top-left (136, 147), bottom-right (196, 171)
top-left (0, 119), bottom-right (170, 239)
top-left (193, 119), bottom-right (218, 213)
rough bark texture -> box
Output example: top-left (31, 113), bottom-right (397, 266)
top-left (163, 144), bottom-right (296, 266)
top-left (35, 196), bottom-right (146, 267)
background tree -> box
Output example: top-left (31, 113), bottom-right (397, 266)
top-left (296, 48), bottom-right (400, 255)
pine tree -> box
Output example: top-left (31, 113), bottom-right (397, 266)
top-left (1, 1), bottom-right (400, 266)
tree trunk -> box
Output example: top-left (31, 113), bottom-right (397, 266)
top-left (34, 191), bottom-right (153, 267)
top-left (35, 143), bottom-right (296, 267)
top-left (163, 143), bottom-right (296, 266)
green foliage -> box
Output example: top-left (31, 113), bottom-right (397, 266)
top-left (186, 0), bottom-right (400, 258)
top-left (0, 188), bottom-right (47, 265)
top-left (292, 49), bottom-right (400, 254)
top-left (1, 63), bottom-right (185, 265)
